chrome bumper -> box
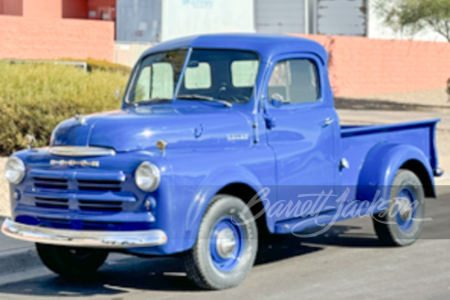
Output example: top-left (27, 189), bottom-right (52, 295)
top-left (1, 219), bottom-right (168, 249)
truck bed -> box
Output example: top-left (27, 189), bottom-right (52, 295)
top-left (340, 119), bottom-right (440, 189)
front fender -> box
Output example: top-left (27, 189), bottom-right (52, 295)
top-left (183, 165), bottom-right (264, 248)
top-left (357, 143), bottom-right (435, 202)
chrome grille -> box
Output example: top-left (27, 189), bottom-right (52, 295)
top-left (30, 172), bottom-right (128, 213)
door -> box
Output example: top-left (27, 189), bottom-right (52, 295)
top-left (316, 0), bottom-right (367, 36)
top-left (263, 56), bottom-right (339, 221)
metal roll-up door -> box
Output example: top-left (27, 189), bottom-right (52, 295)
top-left (255, 0), bottom-right (306, 34)
top-left (316, 0), bottom-right (367, 36)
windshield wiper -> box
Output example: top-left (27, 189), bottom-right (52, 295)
top-left (177, 94), bottom-right (232, 108)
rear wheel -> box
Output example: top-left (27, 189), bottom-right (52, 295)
top-left (183, 195), bottom-right (258, 290)
top-left (36, 243), bottom-right (108, 278)
top-left (373, 170), bottom-right (425, 246)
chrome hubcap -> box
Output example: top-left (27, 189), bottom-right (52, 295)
top-left (216, 228), bottom-right (236, 259)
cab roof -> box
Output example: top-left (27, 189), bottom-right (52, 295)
top-left (141, 34), bottom-right (328, 64)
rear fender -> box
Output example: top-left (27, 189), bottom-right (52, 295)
top-left (357, 143), bottom-right (436, 202)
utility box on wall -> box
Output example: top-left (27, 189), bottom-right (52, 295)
top-left (116, 0), bottom-right (161, 43)
top-left (90, 6), bottom-right (115, 20)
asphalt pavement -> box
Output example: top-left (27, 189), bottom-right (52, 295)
top-left (0, 187), bottom-right (448, 300)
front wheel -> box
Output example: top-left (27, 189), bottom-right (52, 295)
top-left (36, 243), bottom-right (109, 279)
top-left (373, 170), bottom-right (425, 246)
top-left (184, 195), bottom-right (258, 290)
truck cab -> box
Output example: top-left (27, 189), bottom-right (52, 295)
top-left (2, 34), bottom-right (440, 290)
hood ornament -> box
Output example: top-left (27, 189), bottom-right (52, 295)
top-left (157, 140), bottom-right (168, 155)
top-left (75, 114), bottom-right (87, 126)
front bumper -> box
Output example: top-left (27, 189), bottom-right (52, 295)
top-left (1, 219), bottom-right (168, 249)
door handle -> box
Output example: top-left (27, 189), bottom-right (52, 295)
top-left (323, 118), bottom-right (334, 127)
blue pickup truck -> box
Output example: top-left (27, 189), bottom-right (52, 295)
top-left (2, 34), bottom-right (442, 290)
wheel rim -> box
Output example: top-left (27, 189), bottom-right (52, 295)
top-left (395, 187), bottom-right (417, 231)
top-left (209, 216), bottom-right (245, 272)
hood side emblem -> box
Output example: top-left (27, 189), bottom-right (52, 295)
top-left (227, 134), bottom-right (249, 141)
top-left (75, 114), bottom-right (87, 126)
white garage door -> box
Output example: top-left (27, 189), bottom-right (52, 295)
top-left (317, 0), bottom-right (367, 36)
top-left (255, 0), bottom-right (306, 34)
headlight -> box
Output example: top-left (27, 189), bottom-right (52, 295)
top-left (5, 157), bottom-right (26, 185)
top-left (135, 162), bottom-right (160, 192)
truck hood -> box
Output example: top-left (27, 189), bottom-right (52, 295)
top-left (51, 105), bottom-right (253, 152)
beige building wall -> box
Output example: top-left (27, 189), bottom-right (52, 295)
top-left (161, 0), bottom-right (255, 42)
top-left (114, 43), bottom-right (155, 67)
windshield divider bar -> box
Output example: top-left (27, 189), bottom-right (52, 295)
top-left (173, 47), bottom-right (193, 102)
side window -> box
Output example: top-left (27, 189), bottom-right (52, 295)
top-left (268, 59), bottom-right (320, 105)
top-left (185, 62), bottom-right (212, 89)
top-left (134, 62), bottom-right (174, 101)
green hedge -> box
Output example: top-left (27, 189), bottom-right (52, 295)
top-left (0, 61), bottom-right (130, 156)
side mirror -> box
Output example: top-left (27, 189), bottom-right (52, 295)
top-left (270, 93), bottom-right (289, 108)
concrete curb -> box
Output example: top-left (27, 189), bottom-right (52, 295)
top-left (435, 174), bottom-right (450, 186)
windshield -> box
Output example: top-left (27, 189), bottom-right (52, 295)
top-left (127, 49), bottom-right (260, 105)
top-left (128, 49), bottom-right (188, 103)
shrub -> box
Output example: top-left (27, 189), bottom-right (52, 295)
top-left (0, 62), bottom-right (130, 156)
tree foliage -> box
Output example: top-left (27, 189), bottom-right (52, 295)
top-left (375, 0), bottom-right (450, 41)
